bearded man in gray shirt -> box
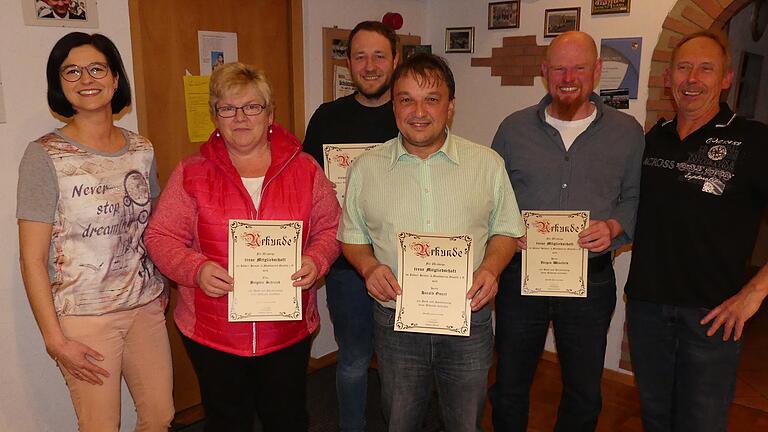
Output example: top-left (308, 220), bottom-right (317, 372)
top-left (489, 31), bottom-right (645, 432)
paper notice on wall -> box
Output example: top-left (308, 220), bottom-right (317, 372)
top-left (600, 37), bottom-right (642, 99)
top-left (198, 31), bottom-right (238, 75)
top-left (0, 68), bottom-right (6, 123)
top-left (334, 65), bottom-right (356, 100)
top-left (183, 75), bottom-right (215, 142)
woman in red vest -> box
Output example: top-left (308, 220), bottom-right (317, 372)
top-left (144, 62), bottom-right (340, 432)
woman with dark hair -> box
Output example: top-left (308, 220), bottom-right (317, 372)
top-left (17, 32), bottom-right (174, 431)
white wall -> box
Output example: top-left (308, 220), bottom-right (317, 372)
top-left (302, 0), bottom-right (430, 358)
top-left (0, 1), bottom-right (139, 430)
top-left (427, 0), bottom-right (675, 146)
top-left (424, 0), bottom-right (677, 372)
top-left (0, 1), bottom-right (692, 427)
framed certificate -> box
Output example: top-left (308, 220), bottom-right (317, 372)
top-left (395, 232), bottom-right (473, 336)
top-left (228, 220), bottom-right (303, 321)
top-left (322, 143), bottom-right (380, 205)
top-left (521, 211), bottom-right (589, 297)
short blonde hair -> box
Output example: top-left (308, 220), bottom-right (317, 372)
top-left (209, 62), bottom-right (274, 116)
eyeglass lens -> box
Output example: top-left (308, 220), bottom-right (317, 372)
top-left (60, 63), bottom-right (110, 82)
top-left (216, 104), bottom-right (266, 118)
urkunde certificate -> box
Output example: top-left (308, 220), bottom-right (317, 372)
top-left (395, 232), bottom-right (473, 336)
top-left (521, 211), bottom-right (590, 298)
top-left (322, 143), bottom-right (379, 205)
top-left (228, 220), bottom-right (303, 322)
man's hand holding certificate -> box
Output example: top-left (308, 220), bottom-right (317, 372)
top-left (228, 220), bottom-right (303, 321)
top-left (394, 232), bottom-right (473, 336)
top-left (521, 211), bottom-right (590, 298)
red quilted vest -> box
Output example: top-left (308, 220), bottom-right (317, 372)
top-left (179, 124), bottom-right (320, 356)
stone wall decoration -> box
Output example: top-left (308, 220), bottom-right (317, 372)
top-left (470, 35), bottom-right (546, 86)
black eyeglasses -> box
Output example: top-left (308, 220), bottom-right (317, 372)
top-left (215, 103), bottom-right (267, 118)
top-left (60, 62), bottom-right (110, 82)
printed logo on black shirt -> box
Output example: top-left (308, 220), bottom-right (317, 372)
top-left (642, 136), bottom-right (742, 197)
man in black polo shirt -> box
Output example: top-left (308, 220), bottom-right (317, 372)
top-left (625, 31), bottom-right (768, 432)
top-left (303, 21), bottom-right (399, 432)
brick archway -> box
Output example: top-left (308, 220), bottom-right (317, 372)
top-left (644, 0), bottom-right (752, 130)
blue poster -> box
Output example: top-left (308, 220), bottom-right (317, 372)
top-left (600, 37), bottom-right (642, 99)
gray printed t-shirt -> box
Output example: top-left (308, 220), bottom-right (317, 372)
top-left (17, 128), bottom-right (163, 316)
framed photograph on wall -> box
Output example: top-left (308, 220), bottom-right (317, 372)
top-left (591, 0), bottom-right (631, 15)
top-left (488, 1), bottom-right (520, 30)
top-left (22, 0), bottom-right (98, 28)
top-left (445, 27), bottom-right (475, 53)
top-left (402, 44), bottom-right (432, 60)
top-left (544, 8), bottom-right (581, 38)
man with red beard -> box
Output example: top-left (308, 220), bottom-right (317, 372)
top-left (625, 31), bottom-right (768, 432)
top-left (490, 31), bottom-right (645, 431)
top-left (303, 21), bottom-right (399, 432)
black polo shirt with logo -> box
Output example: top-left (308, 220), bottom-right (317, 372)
top-left (626, 104), bottom-right (768, 308)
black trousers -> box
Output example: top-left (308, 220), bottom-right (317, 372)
top-left (182, 334), bottom-right (311, 432)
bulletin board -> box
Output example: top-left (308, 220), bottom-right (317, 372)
top-left (322, 27), bottom-right (421, 102)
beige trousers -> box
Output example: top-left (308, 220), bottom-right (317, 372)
top-left (59, 297), bottom-right (174, 432)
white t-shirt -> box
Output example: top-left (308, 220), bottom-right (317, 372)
top-left (241, 176), bottom-right (265, 210)
top-left (545, 106), bottom-right (597, 151)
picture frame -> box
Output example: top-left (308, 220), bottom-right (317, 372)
top-left (488, 1), bottom-right (520, 30)
top-left (445, 27), bottom-right (475, 53)
top-left (544, 8), bottom-right (581, 38)
top-left (402, 44), bottom-right (432, 60)
top-left (22, 0), bottom-right (98, 28)
top-left (591, 0), bottom-right (631, 15)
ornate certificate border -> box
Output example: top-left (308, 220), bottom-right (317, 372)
top-left (395, 232), bottom-right (473, 335)
top-left (228, 220), bottom-right (302, 321)
top-left (521, 211), bottom-right (589, 296)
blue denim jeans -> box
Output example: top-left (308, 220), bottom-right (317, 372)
top-left (325, 266), bottom-right (374, 432)
top-left (373, 303), bottom-right (493, 432)
top-left (491, 254), bottom-right (617, 432)
top-left (626, 299), bottom-right (743, 432)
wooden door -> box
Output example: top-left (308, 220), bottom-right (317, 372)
top-left (128, 0), bottom-right (304, 415)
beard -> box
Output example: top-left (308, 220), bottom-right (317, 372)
top-left (355, 80), bottom-right (391, 102)
top-left (550, 92), bottom-right (591, 120)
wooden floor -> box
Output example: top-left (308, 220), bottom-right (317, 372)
top-left (483, 356), bottom-right (768, 432)
top-left (174, 307), bottom-right (768, 431)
